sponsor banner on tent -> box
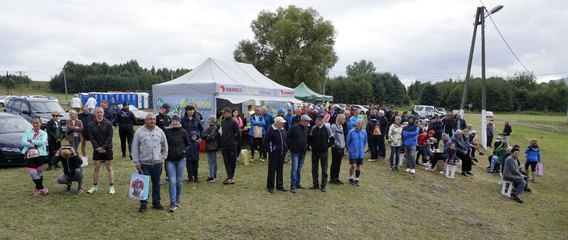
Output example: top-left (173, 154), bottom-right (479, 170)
top-left (154, 95), bottom-right (215, 122)
top-left (219, 84), bottom-right (295, 97)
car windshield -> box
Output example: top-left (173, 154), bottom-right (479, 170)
top-left (31, 101), bottom-right (65, 113)
top-left (0, 117), bottom-right (32, 133)
top-left (415, 106), bottom-right (424, 111)
top-left (425, 107), bottom-right (434, 112)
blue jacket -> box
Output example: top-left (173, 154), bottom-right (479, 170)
top-left (262, 113), bottom-right (274, 131)
top-left (347, 128), bottom-right (367, 159)
top-left (248, 114), bottom-right (266, 136)
top-left (525, 145), bottom-right (540, 162)
top-left (402, 123), bottom-right (419, 146)
top-left (21, 129), bottom-right (48, 156)
top-left (186, 131), bottom-right (200, 161)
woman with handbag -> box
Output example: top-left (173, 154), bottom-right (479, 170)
top-left (21, 117), bottom-right (49, 196)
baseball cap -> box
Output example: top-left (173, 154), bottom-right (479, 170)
top-left (274, 116), bottom-right (286, 123)
top-left (287, 106), bottom-right (293, 111)
top-left (161, 103), bottom-right (171, 110)
top-left (300, 115), bottom-right (312, 121)
top-left (278, 108), bottom-right (285, 113)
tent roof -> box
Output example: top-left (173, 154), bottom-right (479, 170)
top-left (153, 58), bottom-right (301, 103)
top-left (294, 82), bottom-right (333, 101)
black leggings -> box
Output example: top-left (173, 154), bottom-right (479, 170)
top-left (525, 162), bottom-right (537, 172)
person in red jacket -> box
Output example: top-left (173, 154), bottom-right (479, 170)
top-left (416, 130), bottom-right (435, 165)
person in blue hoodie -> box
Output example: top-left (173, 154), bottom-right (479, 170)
top-left (402, 116), bottom-right (419, 174)
top-left (347, 119), bottom-right (367, 186)
top-left (525, 138), bottom-right (541, 182)
top-left (186, 131), bottom-right (200, 182)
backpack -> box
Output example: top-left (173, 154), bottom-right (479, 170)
top-left (372, 122), bottom-right (381, 136)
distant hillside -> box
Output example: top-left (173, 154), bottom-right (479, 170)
top-left (554, 77), bottom-right (568, 84)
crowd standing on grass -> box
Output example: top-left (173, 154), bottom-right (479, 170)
top-left (20, 100), bottom-right (540, 206)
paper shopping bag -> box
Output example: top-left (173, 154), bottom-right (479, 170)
top-left (537, 163), bottom-right (544, 177)
top-left (129, 172), bottom-right (149, 200)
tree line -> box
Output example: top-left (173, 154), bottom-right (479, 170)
top-left (49, 60), bottom-right (190, 93)
top-left (1, 74), bottom-right (32, 95)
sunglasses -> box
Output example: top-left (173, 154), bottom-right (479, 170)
top-left (52, 115), bottom-right (60, 117)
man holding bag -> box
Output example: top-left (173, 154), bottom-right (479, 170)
top-left (132, 113), bottom-right (168, 212)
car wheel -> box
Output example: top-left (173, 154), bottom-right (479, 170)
top-left (0, 103), bottom-right (4, 108)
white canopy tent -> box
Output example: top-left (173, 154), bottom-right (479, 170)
top-left (152, 58), bottom-right (300, 124)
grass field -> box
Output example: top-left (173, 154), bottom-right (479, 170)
top-left (1, 85), bottom-right (567, 239)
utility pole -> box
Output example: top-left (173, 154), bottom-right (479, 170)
top-left (63, 67), bottom-right (68, 100)
top-left (480, 7), bottom-right (488, 149)
top-left (5, 71), bottom-right (8, 95)
top-left (18, 71), bottom-right (24, 96)
top-left (460, 7), bottom-right (482, 118)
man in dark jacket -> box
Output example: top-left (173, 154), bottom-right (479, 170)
top-left (47, 111), bottom-right (64, 169)
top-left (78, 106), bottom-right (94, 158)
top-left (113, 102), bottom-right (136, 159)
top-left (366, 114), bottom-right (380, 162)
top-left (452, 114), bottom-right (467, 132)
top-left (220, 107), bottom-right (241, 185)
top-left (377, 110), bottom-right (389, 160)
top-left (86, 107), bottom-right (115, 194)
top-left (100, 100), bottom-right (114, 122)
top-left (309, 114), bottom-right (335, 192)
top-left (429, 115), bottom-right (445, 148)
top-left (287, 115), bottom-right (311, 193)
top-left (263, 116), bottom-right (288, 193)
top-left (156, 103), bottom-right (172, 131)
top-left (55, 147), bottom-right (83, 193)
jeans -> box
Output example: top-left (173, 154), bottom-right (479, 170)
top-left (222, 144), bottom-right (237, 179)
top-left (166, 159), bottom-right (185, 205)
top-left (69, 136), bottom-right (81, 153)
top-left (140, 163), bottom-right (163, 207)
top-left (378, 136), bottom-right (386, 158)
top-left (330, 148), bottom-right (344, 180)
top-left (389, 146), bottom-right (401, 167)
top-left (311, 151), bottom-right (329, 188)
top-left (267, 152), bottom-right (285, 190)
top-left (490, 156), bottom-right (500, 172)
top-left (403, 145), bottom-right (416, 169)
top-left (368, 137), bottom-right (379, 159)
top-left (207, 151), bottom-right (218, 178)
top-left (57, 168), bottom-right (83, 188)
top-left (290, 152), bottom-right (306, 189)
top-left (514, 179), bottom-right (526, 195)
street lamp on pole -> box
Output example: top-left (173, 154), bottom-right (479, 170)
top-left (481, 5), bottom-right (503, 149)
top-left (460, 4), bottom-right (503, 149)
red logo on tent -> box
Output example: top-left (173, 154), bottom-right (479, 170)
top-left (280, 90), bottom-right (284, 95)
top-left (220, 85), bottom-right (225, 93)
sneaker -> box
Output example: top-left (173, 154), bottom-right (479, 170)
top-left (410, 169), bottom-right (416, 174)
top-left (511, 194), bottom-right (524, 203)
top-left (77, 188), bottom-right (84, 194)
top-left (439, 171), bottom-right (445, 174)
top-left (321, 187), bottom-right (327, 192)
top-left (389, 167), bottom-right (394, 171)
top-left (460, 172), bottom-right (469, 177)
top-left (33, 189), bottom-right (40, 196)
top-left (349, 179), bottom-right (354, 185)
top-left (87, 186), bottom-right (98, 194)
top-left (466, 171), bottom-right (474, 176)
top-left (138, 206), bottom-right (147, 212)
top-left (405, 168), bottom-right (411, 173)
top-left (169, 204), bottom-right (178, 212)
top-left (152, 203), bottom-right (165, 210)
top-left (109, 186), bottom-right (115, 195)
top-left (205, 176), bottom-right (215, 182)
top-left (354, 180), bottom-right (360, 186)
top-left (40, 188), bottom-right (49, 195)
top-left (368, 159), bottom-right (376, 162)
top-left (175, 201), bottom-right (181, 208)
top-left (290, 188), bottom-right (296, 193)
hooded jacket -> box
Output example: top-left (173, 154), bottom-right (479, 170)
top-left (388, 124), bottom-right (403, 147)
top-left (347, 127), bottom-right (367, 159)
top-left (525, 145), bottom-right (540, 162)
top-left (182, 114), bottom-right (204, 136)
top-left (402, 123), bottom-right (419, 146)
top-left (186, 131), bottom-right (200, 161)
top-left (21, 129), bottom-right (48, 156)
top-left (131, 125), bottom-right (168, 165)
top-left (165, 126), bottom-right (190, 161)
top-left (331, 123), bottom-right (346, 149)
top-left (58, 154), bottom-right (82, 176)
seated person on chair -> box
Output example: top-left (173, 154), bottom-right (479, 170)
top-left (502, 147), bottom-right (529, 203)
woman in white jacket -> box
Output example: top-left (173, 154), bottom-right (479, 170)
top-left (388, 116), bottom-right (403, 171)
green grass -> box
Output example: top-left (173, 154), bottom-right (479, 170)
top-left (1, 86), bottom-right (567, 239)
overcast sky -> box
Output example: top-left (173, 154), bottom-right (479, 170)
top-left (1, 0), bottom-right (566, 86)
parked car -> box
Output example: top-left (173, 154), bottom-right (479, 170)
top-left (353, 105), bottom-right (368, 114)
top-left (0, 113), bottom-right (32, 166)
top-left (3, 97), bottom-right (68, 130)
top-left (413, 105), bottom-right (437, 118)
top-left (436, 107), bottom-right (447, 116)
top-left (0, 96), bottom-right (17, 108)
top-left (108, 103), bottom-right (147, 125)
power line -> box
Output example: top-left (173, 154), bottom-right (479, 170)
top-left (479, 0), bottom-right (536, 78)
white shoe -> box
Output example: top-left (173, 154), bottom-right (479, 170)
top-left (410, 169), bottom-right (416, 174)
top-left (368, 159), bottom-right (376, 162)
top-left (405, 168), bottom-right (410, 173)
top-left (424, 163), bottom-right (431, 167)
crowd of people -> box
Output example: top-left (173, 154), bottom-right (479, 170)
top-left (20, 101), bottom-right (540, 211)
